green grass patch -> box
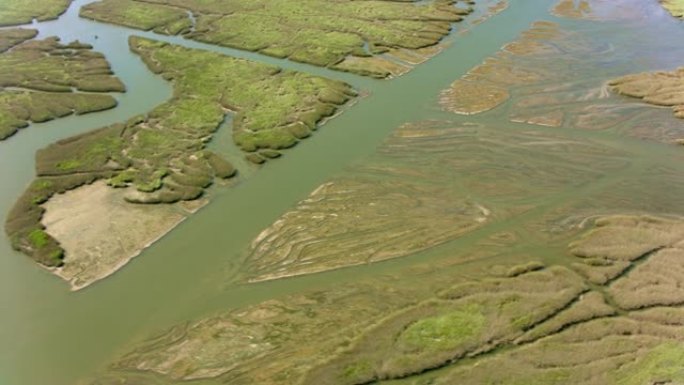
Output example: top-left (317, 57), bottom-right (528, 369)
top-left (27, 229), bottom-right (49, 249)
top-left (397, 304), bottom-right (485, 352)
top-left (74, 0), bottom-right (468, 77)
top-left (616, 343), bottom-right (684, 385)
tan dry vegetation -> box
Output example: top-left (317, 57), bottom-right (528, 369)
top-left (246, 178), bottom-right (489, 282)
top-left (92, 214), bottom-right (684, 385)
top-left (442, 14), bottom-right (684, 142)
top-left (609, 247), bottom-right (684, 310)
top-left (516, 291), bottom-right (616, 343)
top-left (552, 0), bottom-right (592, 19)
top-left (439, 21), bottom-right (558, 117)
top-left (569, 215), bottom-right (684, 284)
top-left (610, 68), bottom-right (684, 119)
top-left (552, 0), bottom-right (649, 21)
top-left (245, 120), bottom-right (627, 282)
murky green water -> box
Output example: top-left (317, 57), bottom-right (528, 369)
top-left (1, 1), bottom-right (683, 384)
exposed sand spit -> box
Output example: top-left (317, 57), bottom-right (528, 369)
top-left (41, 181), bottom-right (204, 290)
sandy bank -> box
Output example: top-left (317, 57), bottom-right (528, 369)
top-left (41, 181), bottom-right (206, 291)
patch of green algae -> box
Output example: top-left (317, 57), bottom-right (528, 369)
top-left (5, 36), bottom-right (354, 268)
top-left (80, 0), bottom-right (471, 77)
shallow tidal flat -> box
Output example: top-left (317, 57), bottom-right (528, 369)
top-left (440, 17), bottom-right (684, 143)
top-left (92, 214), bottom-right (684, 385)
top-left (244, 120), bottom-right (628, 282)
top-left (5, 36), bottom-right (355, 289)
top-left (0, 28), bottom-right (125, 140)
top-left (79, 0), bottom-right (475, 78)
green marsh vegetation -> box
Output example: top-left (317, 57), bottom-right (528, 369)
top-left (305, 266), bottom-right (587, 384)
top-left (0, 0), bottom-right (72, 26)
top-left (0, 29), bottom-right (125, 140)
top-left (5, 36), bottom-right (355, 268)
top-left (93, 215), bottom-right (684, 385)
top-left (80, 0), bottom-right (192, 35)
top-left (80, 0), bottom-right (474, 78)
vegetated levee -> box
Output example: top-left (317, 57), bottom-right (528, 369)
top-left (0, 0), bottom-right (72, 27)
top-left (4, 36), bottom-right (356, 290)
top-left (244, 120), bottom-right (629, 283)
top-left (79, 0), bottom-right (478, 78)
top-left (0, 28), bottom-right (125, 140)
top-left (439, 17), bottom-right (684, 143)
top-left (89, 213), bottom-right (684, 384)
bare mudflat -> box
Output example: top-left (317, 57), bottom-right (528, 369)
top-left (41, 182), bottom-right (204, 290)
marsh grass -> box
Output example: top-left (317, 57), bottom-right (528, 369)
top-left (76, 0), bottom-right (470, 77)
top-left (610, 67), bottom-right (684, 120)
top-left (0, 28), bottom-right (37, 52)
top-left (0, 32), bottom-right (124, 140)
top-left (570, 216), bottom-right (684, 261)
top-left (7, 36), bottom-right (354, 267)
top-left (0, 0), bottom-right (71, 27)
top-left (516, 291), bottom-right (616, 344)
top-left (569, 215), bottom-right (684, 285)
top-left (609, 248), bottom-right (684, 310)
top-left (304, 266), bottom-right (587, 384)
